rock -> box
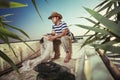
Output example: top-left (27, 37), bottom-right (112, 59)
top-left (34, 61), bottom-right (75, 80)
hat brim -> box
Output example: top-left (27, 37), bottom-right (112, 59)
top-left (48, 15), bottom-right (62, 19)
top-left (48, 16), bottom-right (53, 19)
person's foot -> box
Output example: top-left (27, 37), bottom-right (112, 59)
top-left (64, 53), bottom-right (71, 63)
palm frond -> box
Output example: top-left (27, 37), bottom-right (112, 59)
top-left (75, 24), bottom-right (113, 36)
top-left (0, 14), bottom-right (14, 18)
top-left (92, 40), bottom-right (120, 53)
top-left (0, 50), bottom-right (19, 74)
top-left (3, 23), bottom-right (30, 39)
top-left (81, 33), bottom-right (106, 48)
top-left (9, 1), bottom-right (27, 8)
top-left (97, 1), bottom-right (112, 13)
top-left (105, 6), bottom-right (120, 18)
top-left (84, 7), bottom-right (120, 38)
top-left (31, 0), bottom-right (43, 21)
top-left (80, 17), bottom-right (98, 24)
top-left (0, 0), bottom-right (27, 8)
top-left (93, 0), bottom-right (108, 10)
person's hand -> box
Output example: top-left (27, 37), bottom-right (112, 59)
top-left (48, 36), bottom-right (56, 41)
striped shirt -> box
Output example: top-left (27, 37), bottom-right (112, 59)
top-left (52, 21), bottom-right (69, 35)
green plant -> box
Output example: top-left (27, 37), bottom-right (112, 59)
top-left (0, 0), bottom-right (48, 73)
top-left (0, 0), bottom-right (32, 73)
top-left (0, 0), bottom-right (27, 8)
top-left (31, 0), bottom-right (48, 21)
top-left (75, 0), bottom-right (120, 54)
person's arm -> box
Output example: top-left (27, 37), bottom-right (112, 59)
top-left (51, 30), bottom-right (55, 36)
top-left (54, 29), bottom-right (67, 38)
top-left (47, 30), bottom-right (55, 36)
top-left (49, 29), bottom-right (67, 41)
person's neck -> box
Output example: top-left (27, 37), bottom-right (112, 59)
top-left (55, 20), bottom-right (61, 26)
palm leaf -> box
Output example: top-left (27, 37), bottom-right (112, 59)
top-left (92, 41), bottom-right (120, 53)
top-left (9, 1), bottom-right (27, 8)
top-left (0, 34), bottom-right (18, 57)
top-left (0, 0), bottom-right (27, 8)
top-left (0, 14), bottom-right (14, 18)
top-left (19, 39), bottom-right (35, 53)
top-left (0, 50), bottom-right (19, 74)
top-left (0, 14), bottom-right (13, 23)
top-left (75, 24), bottom-right (113, 36)
top-left (3, 22), bottom-right (30, 39)
top-left (81, 33), bottom-right (106, 48)
top-left (31, 0), bottom-right (43, 21)
top-left (84, 22), bottom-right (101, 35)
top-left (111, 0), bottom-right (120, 2)
top-left (0, 27), bottom-right (35, 52)
top-left (84, 7), bottom-right (120, 38)
top-left (113, 1), bottom-right (117, 10)
top-left (80, 17), bottom-right (98, 24)
top-left (79, 17), bottom-right (101, 35)
top-left (97, 2), bottom-right (113, 13)
top-left (93, 0), bottom-right (108, 10)
top-left (105, 6), bottom-right (120, 18)
top-left (81, 34), bottom-right (95, 48)
top-left (105, 5), bottom-right (112, 15)
top-left (5, 36), bottom-right (18, 57)
top-left (0, 28), bottom-right (35, 55)
top-left (0, 27), bottom-right (22, 39)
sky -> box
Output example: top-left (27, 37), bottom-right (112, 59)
top-left (0, 0), bottom-right (102, 40)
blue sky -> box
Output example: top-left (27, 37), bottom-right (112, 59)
top-left (0, 0), bottom-right (102, 40)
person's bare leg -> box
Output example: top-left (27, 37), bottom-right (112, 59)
top-left (60, 36), bottom-right (72, 63)
top-left (52, 39), bottom-right (61, 60)
top-left (64, 51), bottom-right (71, 63)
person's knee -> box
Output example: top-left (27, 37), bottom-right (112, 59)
top-left (61, 36), bottom-right (68, 41)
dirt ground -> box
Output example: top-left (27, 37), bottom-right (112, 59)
top-left (0, 58), bottom-right (77, 80)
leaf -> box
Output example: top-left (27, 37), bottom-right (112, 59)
top-left (0, 0), bottom-right (27, 8)
top-left (105, 5), bottom-right (112, 15)
top-left (0, 0), bottom-right (9, 8)
top-left (84, 7), bottom-right (120, 38)
top-left (97, 2), bottom-right (113, 12)
top-left (1, 14), bottom-right (14, 18)
top-left (111, 0), bottom-right (120, 2)
top-left (0, 50), bottom-right (19, 74)
top-left (9, 1), bottom-right (27, 8)
top-left (0, 27), bottom-right (21, 40)
top-left (31, 0), bottom-right (43, 21)
top-left (81, 34), bottom-right (95, 48)
top-left (3, 23), bottom-right (30, 39)
top-left (81, 33), bottom-right (105, 48)
top-left (0, 34), bottom-right (7, 43)
top-left (22, 41), bottom-right (35, 53)
top-left (92, 41), bottom-right (120, 53)
top-left (75, 24), bottom-right (113, 36)
top-left (105, 6), bottom-right (120, 18)
top-left (94, 0), bottom-right (108, 10)
top-left (0, 34), bottom-right (17, 57)
top-left (79, 17), bottom-right (101, 35)
top-left (0, 27), bottom-right (35, 53)
top-left (85, 23), bottom-right (101, 35)
top-left (80, 17), bottom-right (98, 24)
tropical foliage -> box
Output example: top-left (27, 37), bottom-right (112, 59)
top-left (0, 0), bottom-right (47, 73)
top-left (76, 0), bottom-right (120, 54)
top-left (0, 0), bottom-right (31, 73)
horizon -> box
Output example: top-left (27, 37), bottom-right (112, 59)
top-left (0, 0), bottom-right (102, 41)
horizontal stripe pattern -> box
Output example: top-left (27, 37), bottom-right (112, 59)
top-left (52, 21), bottom-right (69, 35)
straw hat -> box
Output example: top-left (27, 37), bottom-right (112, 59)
top-left (48, 12), bottom-right (62, 19)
